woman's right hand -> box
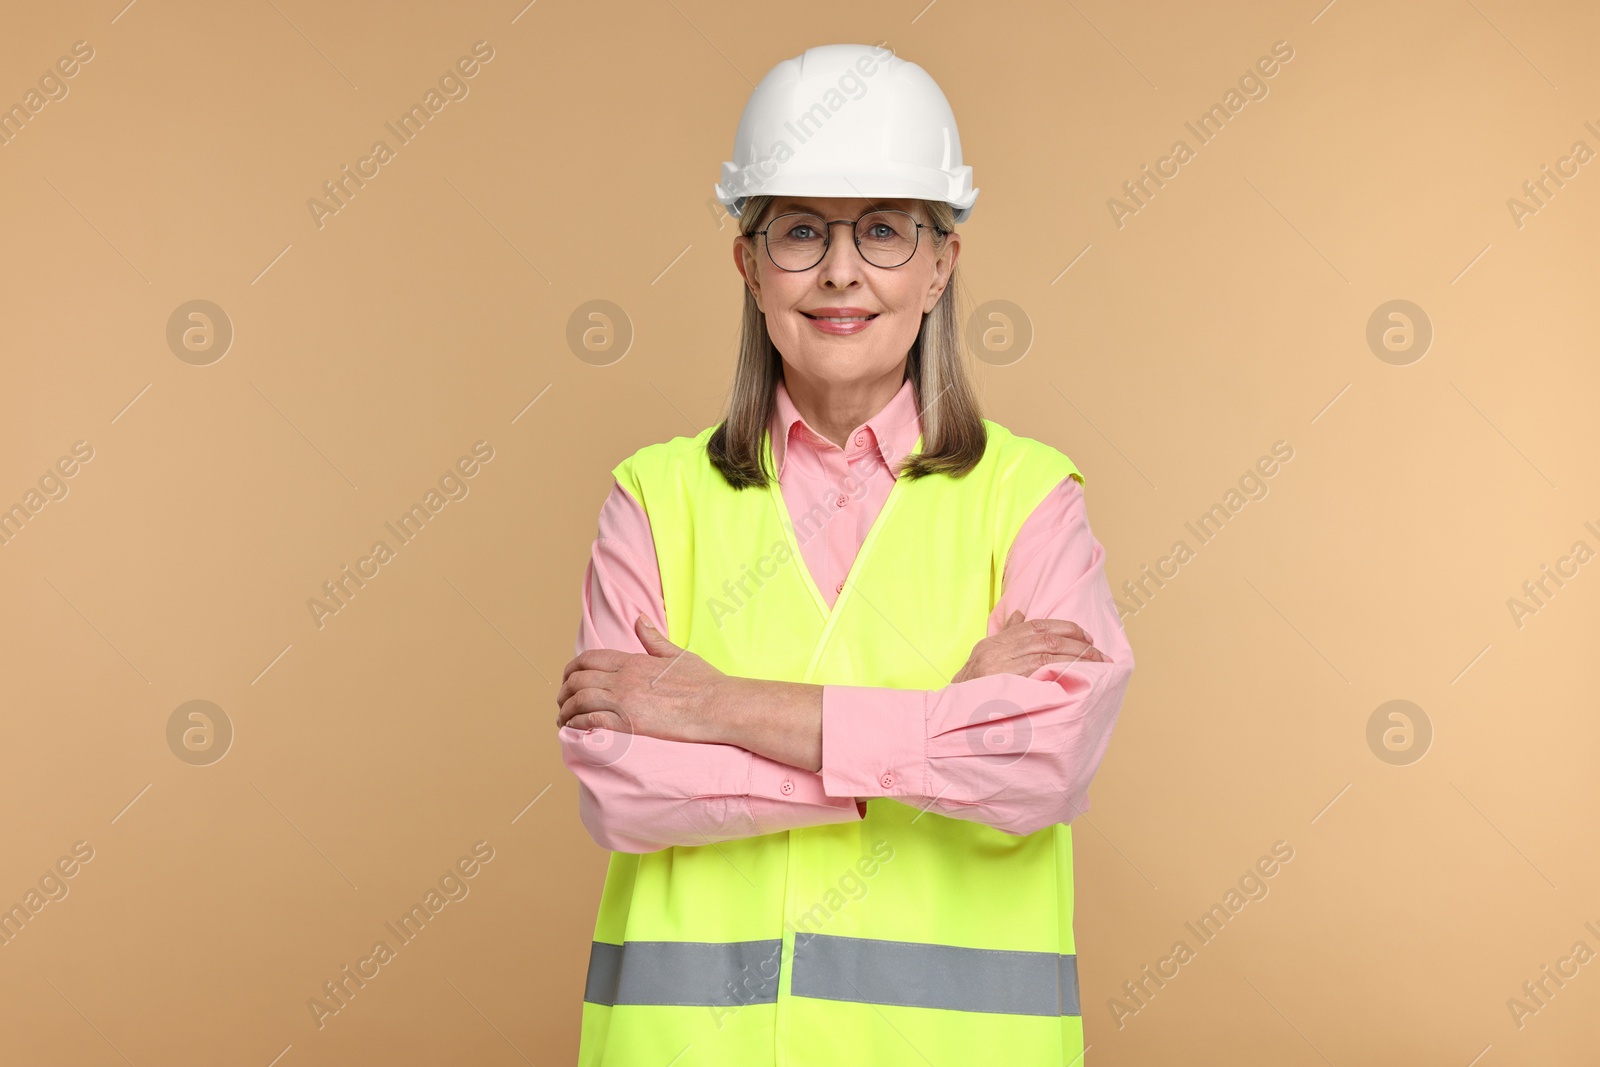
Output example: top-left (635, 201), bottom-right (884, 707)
top-left (950, 609), bottom-right (1110, 684)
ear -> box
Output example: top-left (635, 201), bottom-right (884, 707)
top-left (733, 235), bottom-right (764, 310)
top-left (923, 230), bottom-right (960, 314)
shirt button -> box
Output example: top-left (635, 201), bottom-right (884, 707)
top-left (880, 772), bottom-right (894, 789)
top-left (836, 493), bottom-right (848, 507)
top-left (780, 778), bottom-right (794, 795)
top-left (853, 431), bottom-right (867, 447)
top-left (835, 579), bottom-right (845, 593)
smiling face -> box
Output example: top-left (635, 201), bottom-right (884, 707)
top-left (733, 196), bottom-right (961, 394)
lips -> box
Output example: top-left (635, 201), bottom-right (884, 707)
top-left (801, 309), bottom-right (879, 322)
top-left (802, 308), bottom-right (879, 335)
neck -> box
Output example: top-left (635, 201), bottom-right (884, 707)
top-left (781, 359), bottom-right (908, 449)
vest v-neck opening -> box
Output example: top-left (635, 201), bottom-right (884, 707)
top-left (762, 427), bottom-right (925, 657)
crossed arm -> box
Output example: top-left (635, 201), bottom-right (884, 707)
top-left (556, 475), bottom-right (1135, 853)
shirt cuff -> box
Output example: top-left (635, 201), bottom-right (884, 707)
top-left (819, 684), bottom-right (929, 798)
top-left (748, 756), bottom-right (857, 810)
top-left (559, 726), bottom-right (750, 797)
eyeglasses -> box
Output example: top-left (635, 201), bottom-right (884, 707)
top-left (751, 209), bottom-right (944, 271)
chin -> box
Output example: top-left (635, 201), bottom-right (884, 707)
top-left (794, 347), bottom-right (880, 370)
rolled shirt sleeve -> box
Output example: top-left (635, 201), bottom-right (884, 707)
top-left (819, 476), bottom-right (1135, 837)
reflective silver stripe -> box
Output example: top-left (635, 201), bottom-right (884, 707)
top-left (1059, 953), bottom-right (1081, 1015)
top-left (584, 939), bottom-right (783, 1007)
top-left (791, 933), bottom-right (1081, 1016)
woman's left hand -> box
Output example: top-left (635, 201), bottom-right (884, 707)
top-left (555, 614), bottom-right (728, 742)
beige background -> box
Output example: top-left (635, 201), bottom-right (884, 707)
top-left (1, 0), bottom-right (1596, 1063)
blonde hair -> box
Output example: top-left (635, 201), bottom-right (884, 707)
top-left (706, 194), bottom-right (987, 489)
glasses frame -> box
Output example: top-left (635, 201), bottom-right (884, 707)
top-left (751, 208), bottom-right (946, 272)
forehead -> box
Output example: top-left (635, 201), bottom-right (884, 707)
top-left (768, 196), bottom-right (920, 216)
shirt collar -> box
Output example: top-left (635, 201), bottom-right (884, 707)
top-left (769, 376), bottom-right (921, 480)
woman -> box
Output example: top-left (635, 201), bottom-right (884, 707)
top-left (557, 43), bottom-right (1134, 1067)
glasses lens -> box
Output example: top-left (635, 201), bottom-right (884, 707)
top-left (855, 210), bottom-right (919, 267)
top-left (765, 213), bottom-right (828, 270)
top-left (761, 210), bottom-right (924, 270)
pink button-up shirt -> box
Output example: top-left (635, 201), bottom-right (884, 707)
top-left (559, 377), bottom-right (1135, 853)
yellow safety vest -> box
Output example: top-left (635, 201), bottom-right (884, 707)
top-left (579, 417), bottom-right (1086, 1066)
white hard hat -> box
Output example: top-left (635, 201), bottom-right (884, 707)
top-left (715, 44), bottom-right (979, 223)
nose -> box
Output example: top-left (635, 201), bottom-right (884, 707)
top-left (815, 220), bottom-right (865, 286)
